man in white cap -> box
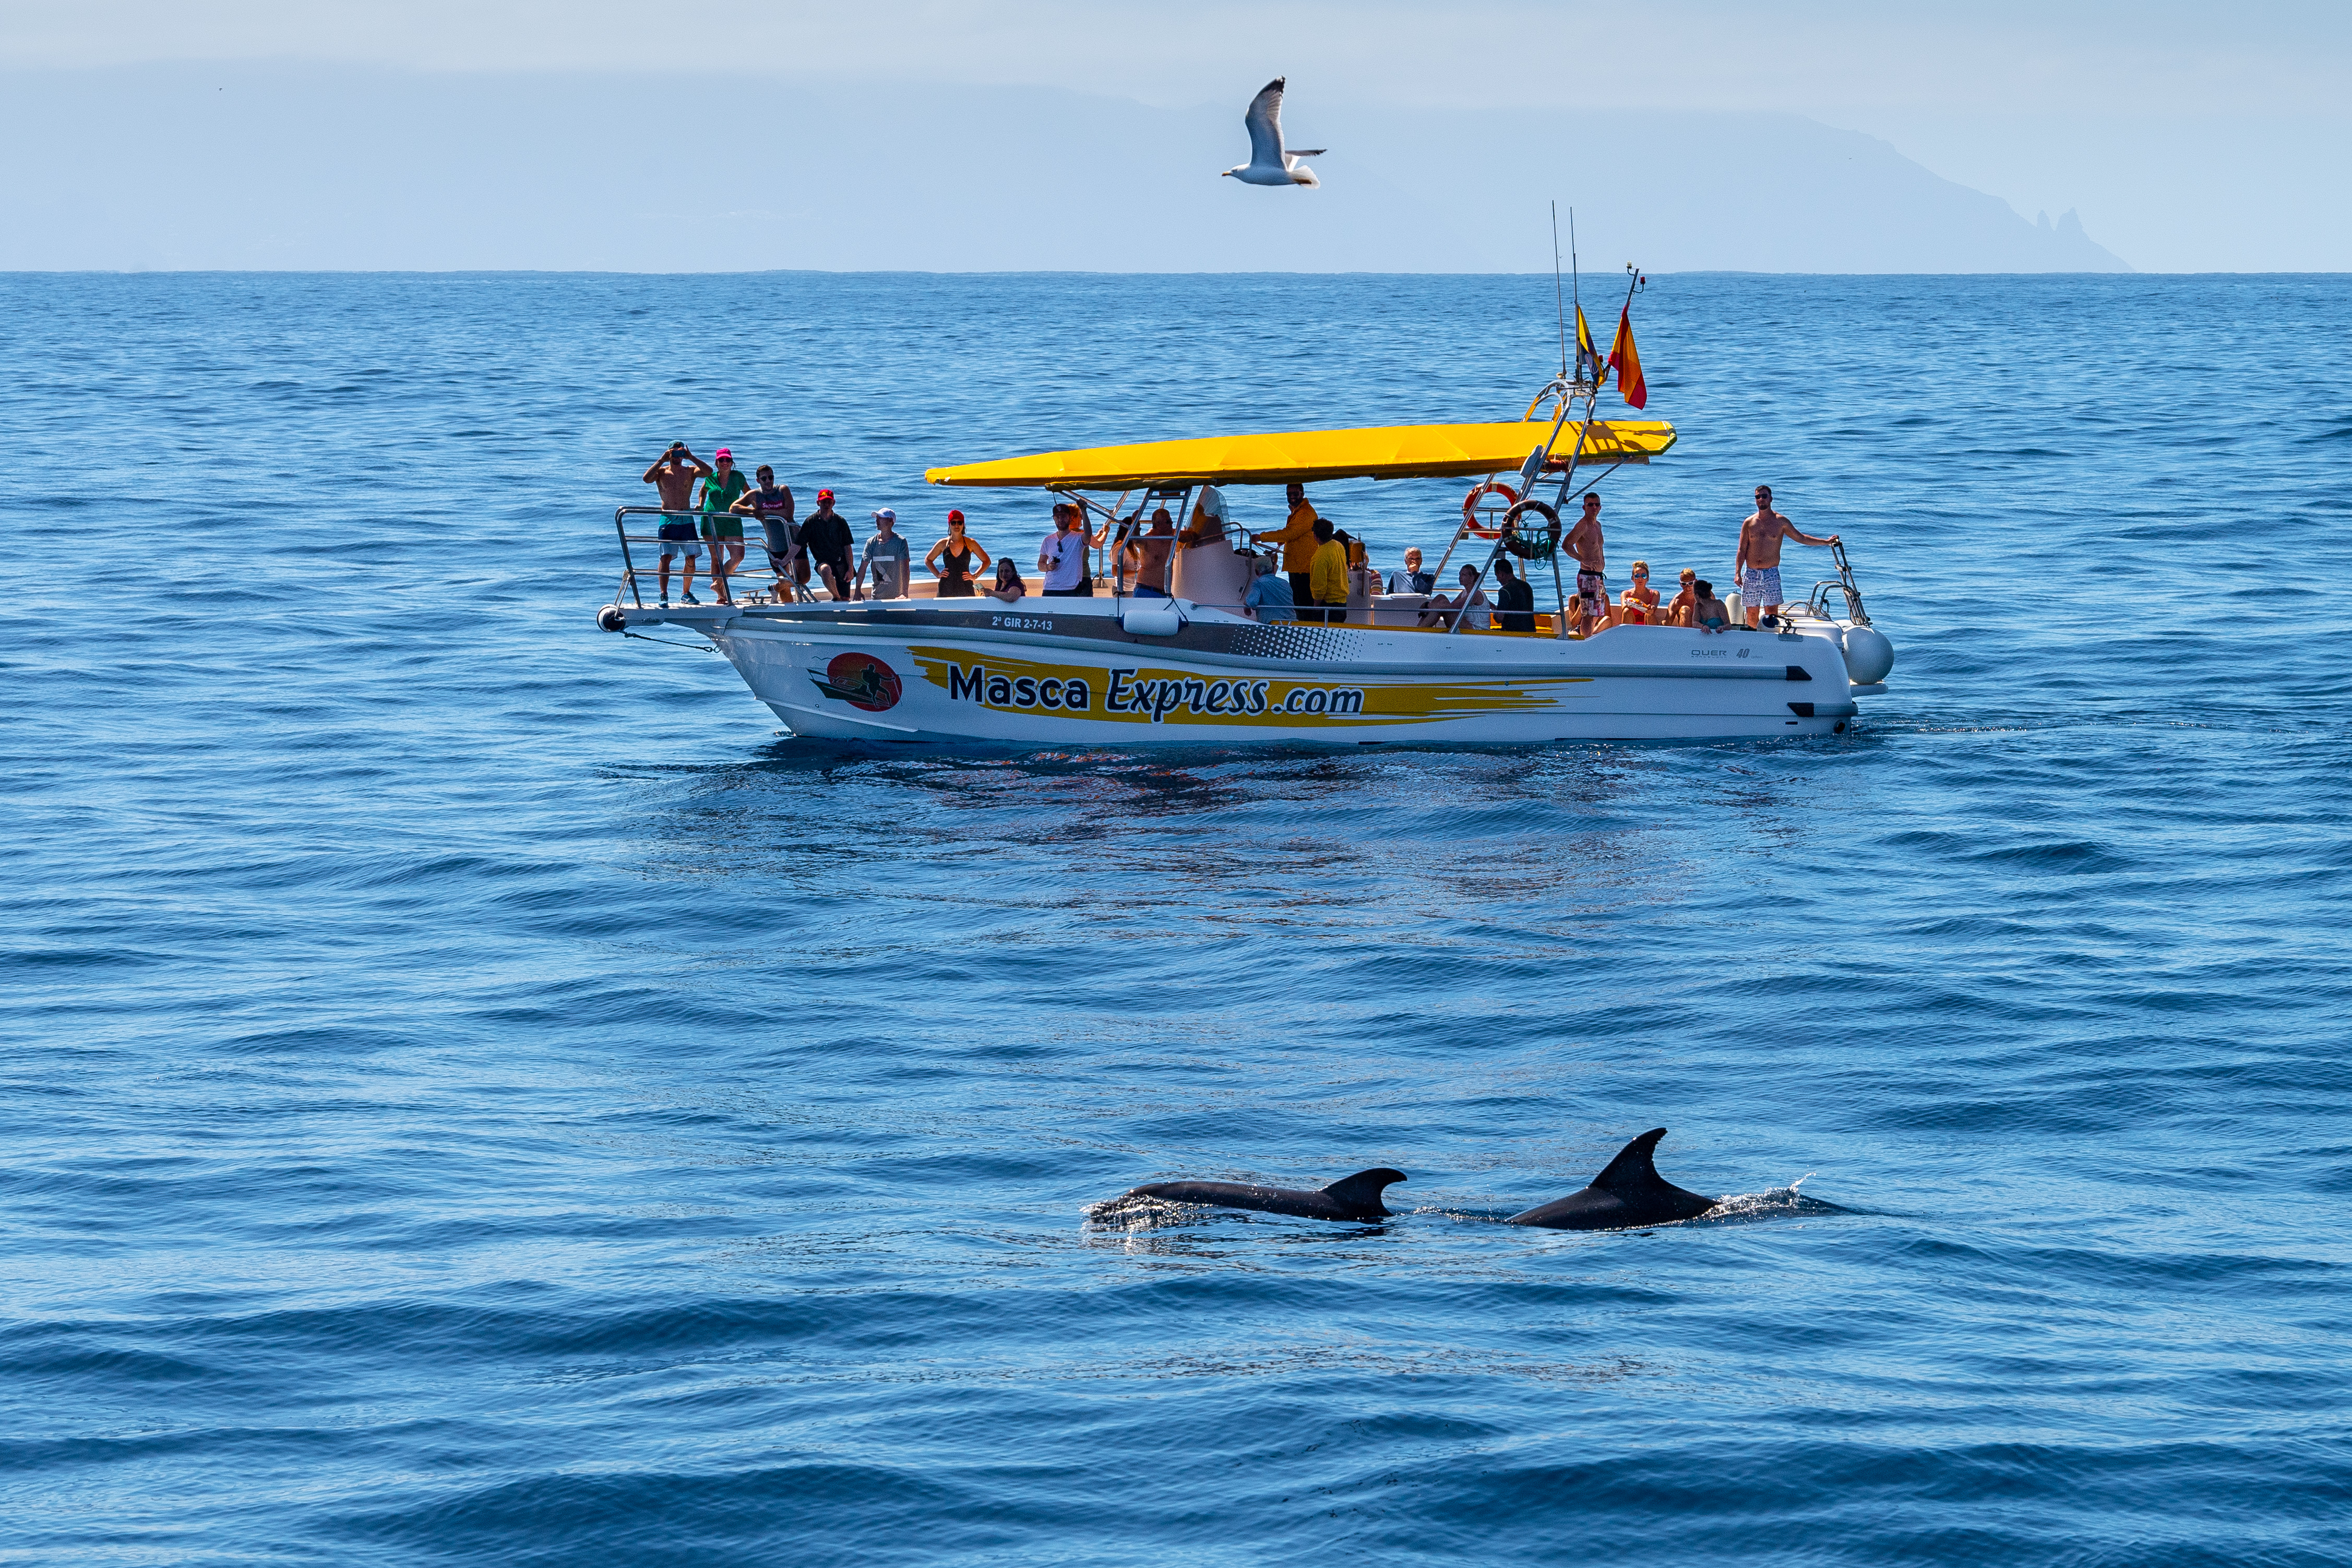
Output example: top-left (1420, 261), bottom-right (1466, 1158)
top-left (858, 507), bottom-right (912, 600)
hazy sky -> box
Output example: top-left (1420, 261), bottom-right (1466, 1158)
top-left (5, 0), bottom-right (2346, 270)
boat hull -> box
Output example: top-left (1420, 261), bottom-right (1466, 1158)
top-left (610, 600), bottom-right (1867, 745)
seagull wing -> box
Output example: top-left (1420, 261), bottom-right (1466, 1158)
top-left (1243, 77), bottom-right (1286, 169)
top-left (1286, 149), bottom-right (1326, 158)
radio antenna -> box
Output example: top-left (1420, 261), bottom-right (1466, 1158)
top-left (1570, 208), bottom-right (1584, 386)
top-left (1551, 201), bottom-right (1568, 380)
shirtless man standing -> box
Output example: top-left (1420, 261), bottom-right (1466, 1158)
top-left (1563, 492), bottom-right (1607, 612)
top-left (642, 441), bottom-right (713, 605)
top-left (1733, 485), bottom-right (1838, 628)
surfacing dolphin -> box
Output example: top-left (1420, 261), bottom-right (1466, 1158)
top-left (1104, 1167), bottom-right (1405, 1222)
top-left (1506, 1128), bottom-right (1717, 1231)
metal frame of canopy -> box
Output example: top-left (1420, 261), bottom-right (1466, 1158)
top-left (922, 272), bottom-right (1667, 634)
top-left (989, 400), bottom-right (1649, 631)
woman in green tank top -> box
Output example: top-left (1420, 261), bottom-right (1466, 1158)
top-left (698, 450), bottom-right (751, 603)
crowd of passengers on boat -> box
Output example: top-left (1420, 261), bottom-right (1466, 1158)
top-left (638, 441), bottom-right (1843, 636)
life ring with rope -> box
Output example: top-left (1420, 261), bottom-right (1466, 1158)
top-left (1498, 498), bottom-right (1562, 560)
top-left (1459, 480), bottom-right (1517, 540)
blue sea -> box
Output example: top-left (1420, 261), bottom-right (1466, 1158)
top-left (6, 271), bottom-right (2349, 1565)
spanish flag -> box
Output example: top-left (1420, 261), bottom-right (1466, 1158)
top-left (1575, 304), bottom-right (1604, 385)
top-left (1608, 302), bottom-right (1647, 410)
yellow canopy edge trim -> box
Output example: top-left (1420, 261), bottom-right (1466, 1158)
top-left (923, 418), bottom-right (1677, 489)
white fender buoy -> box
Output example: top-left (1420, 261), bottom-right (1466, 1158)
top-left (1843, 625), bottom-right (1895, 685)
top-left (1120, 599), bottom-right (1185, 637)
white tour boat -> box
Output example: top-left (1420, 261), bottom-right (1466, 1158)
top-left (595, 374), bottom-right (1895, 746)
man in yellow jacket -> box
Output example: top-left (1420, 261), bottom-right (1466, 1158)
top-left (1255, 481), bottom-right (1321, 612)
top-left (1307, 519), bottom-right (1350, 625)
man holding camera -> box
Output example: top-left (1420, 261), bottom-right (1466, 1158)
top-left (642, 442), bottom-right (714, 605)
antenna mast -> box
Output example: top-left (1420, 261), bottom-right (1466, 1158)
top-left (1570, 209), bottom-right (1584, 388)
top-left (1551, 202), bottom-right (1568, 381)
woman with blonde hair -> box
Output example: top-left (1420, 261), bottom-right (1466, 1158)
top-left (1618, 560), bottom-right (1661, 624)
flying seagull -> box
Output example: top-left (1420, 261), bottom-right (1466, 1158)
top-left (1222, 77), bottom-right (1325, 188)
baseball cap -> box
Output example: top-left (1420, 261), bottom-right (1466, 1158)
top-left (713, 447), bottom-right (732, 461)
top-left (817, 488), bottom-right (834, 501)
top-left (873, 507), bottom-right (896, 521)
top-left (947, 509), bottom-right (965, 523)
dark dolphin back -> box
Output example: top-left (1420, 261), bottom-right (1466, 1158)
top-left (1588, 1128), bottom-right (1715, 1218)
top-left (1317, 1167), bottom-right (1407, 1218)
top-left (1506, 1128), bottom-right (1717, 1229)
top-left (1591, 1128), bottom-right (1673, 1193)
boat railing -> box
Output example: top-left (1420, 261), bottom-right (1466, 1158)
top-left (607, 506), bottom-right (1605, 635)
top-left (607, 504), bottom-right (1164, 611)
top-left (1801, 541), bottom-right (1872, 626)
top-left (611, 506), bottom-right (824, 607)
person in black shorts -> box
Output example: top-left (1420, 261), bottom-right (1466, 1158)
top-left (800, 488), bottom-right (856, 601)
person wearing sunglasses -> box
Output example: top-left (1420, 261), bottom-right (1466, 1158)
top-left (1735, 484), bottom-right (1839, 628)
top-left (1618, 559), bottom-right (1661, 624)
top-left (1663, 567), bottom-right (1699, 627)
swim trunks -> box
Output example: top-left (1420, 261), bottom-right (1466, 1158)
top-left (659, 535), bottom-right (703, 560)
top-left (1577, 565), bottom-right (1606, 598)
top-left (1741, 566), bottom-right (1783, 607)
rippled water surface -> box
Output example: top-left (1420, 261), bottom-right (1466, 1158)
top-left (6, 271), bottom-right (2350, 1565)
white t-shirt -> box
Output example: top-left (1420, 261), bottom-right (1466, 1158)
top-left (1040, 529), bottom-right (1087, 590)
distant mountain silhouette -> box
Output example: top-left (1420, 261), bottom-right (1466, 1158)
top-left (2034, 208), bottom-right (2128, 270)
top-left (0, 67), bottom-right (2129, 273)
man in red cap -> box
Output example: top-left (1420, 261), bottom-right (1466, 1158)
top-left (800, 488), bottom-right (856, 601)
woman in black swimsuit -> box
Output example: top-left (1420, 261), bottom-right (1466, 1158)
top-left (924, 510), bottom-right (992, 597)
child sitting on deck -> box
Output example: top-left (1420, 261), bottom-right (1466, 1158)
top-left (1662, 568), bottom-right (1698, 627)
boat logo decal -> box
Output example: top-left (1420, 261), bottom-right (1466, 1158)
top-left (947, 662), bottom-right (1095, 713)
top-left (812, 652), bottom-right (903, 712)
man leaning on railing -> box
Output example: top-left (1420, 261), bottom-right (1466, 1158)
top-left (733, 465), bottom-right (800, 602)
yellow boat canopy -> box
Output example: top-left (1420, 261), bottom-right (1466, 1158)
top-left (923, 417), bottom-right (1677, 490)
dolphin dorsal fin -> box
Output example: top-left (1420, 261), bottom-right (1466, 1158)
top-left (1319, 1167), bottom-right (1406, 1208)
top-left (1589, 1129), bottom-right (1670, 1192)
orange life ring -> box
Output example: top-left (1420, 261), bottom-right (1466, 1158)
top-left (1460, 480), bottom-right (1517, 540)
